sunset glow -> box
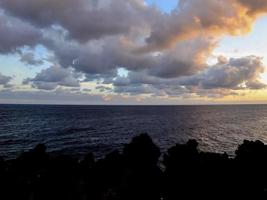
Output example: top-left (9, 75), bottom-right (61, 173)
top-left (0, 0), bottom-right (267, 104)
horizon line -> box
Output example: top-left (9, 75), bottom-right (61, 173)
top-left (1, 103), bottom-right (267, 106)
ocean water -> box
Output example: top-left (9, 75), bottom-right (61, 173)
top-left (1, 104), bottom-right (267, 159)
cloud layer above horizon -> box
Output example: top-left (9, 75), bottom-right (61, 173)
top-left (0, 0), bottom-right (267, 104)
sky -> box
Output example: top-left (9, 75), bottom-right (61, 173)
top-left (0, 0), bottom-right (267, 105)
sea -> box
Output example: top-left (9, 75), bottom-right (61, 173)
top-left (1, 104), bottom-right (267, 159)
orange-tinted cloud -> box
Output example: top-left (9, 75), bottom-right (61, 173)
top-left (141, 0), bottom-right (267, 52)
top-left (0, 0), bottom-right (267, 100)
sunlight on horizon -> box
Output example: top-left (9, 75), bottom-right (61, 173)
top-left (0, 0), bottom-right (267, 104)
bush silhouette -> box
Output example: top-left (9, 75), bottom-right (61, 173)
top-left (1, 134), bottom-right (267, 199)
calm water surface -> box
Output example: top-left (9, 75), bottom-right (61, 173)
top-left (1, 104), bottom-right (267, 158)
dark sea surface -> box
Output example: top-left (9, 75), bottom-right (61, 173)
top-left (1, 104), bottom-right (267, 159)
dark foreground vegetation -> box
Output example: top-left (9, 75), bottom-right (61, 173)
top-left (1, 134), bottom-right (267, 199)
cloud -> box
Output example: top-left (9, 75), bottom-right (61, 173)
top-left (237, 0), bottom-right (267, 16)
top-left (0, 88), bottom-right (186, 105)
top-left (0, 89), bottom-right (105, 104)
top-left (180, 56), bottom-right (266, 90)
top-left (114, 84), bottom-right (156, 95)
top-left (0, 72), bottom-right (12, 87)
top-left (111, 56), bottom-right (266, 97)
top-left (0, 12), bottom-right (42, 53)
top-left (46, 35), bottom-right (215, 82)
top-left (140, 0), bottom-right (267, 52)
top-left (0, 0), bottom-right (267, 102)
top-left (95, 85), bottom-right (112, 93)
top-left (0, 0), bottom-right (156, 42)
top-left (19, 52), bottom-right (44, 66)
top-left (24, 65), bottom-right (81, 90)
top-left (146, 37), bottom-right (216, 78)
top-left (245, 80), bottom-right (267, 89)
